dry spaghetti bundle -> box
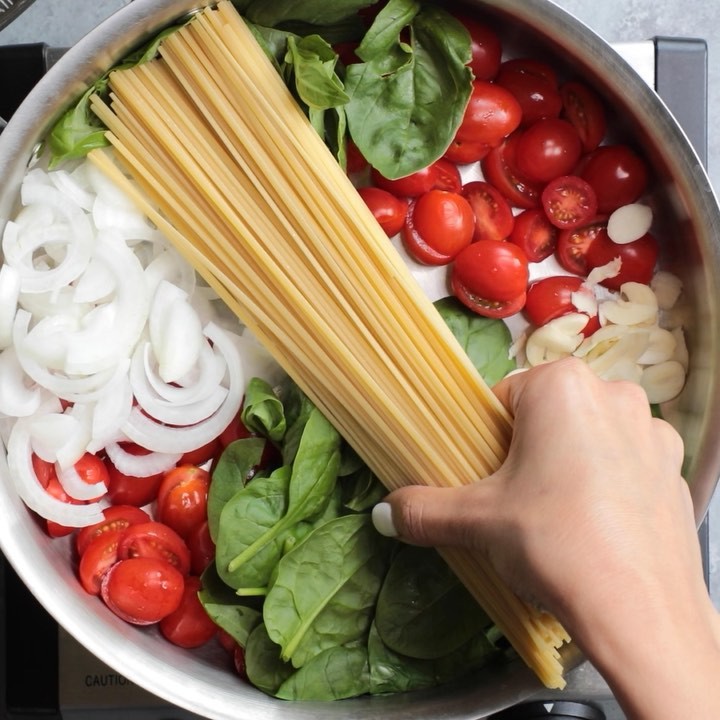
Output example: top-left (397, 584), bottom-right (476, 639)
top-left (88, 0), bottom-right (570, 688)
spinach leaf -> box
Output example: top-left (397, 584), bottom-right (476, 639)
top-left (435, 296), bottom-right (516, 386)
top-left (264, 514), bottom-right (391, 668)
top-left (207, 437), bottom-right (266, 541)
top-left (344, 0), bottom-right (472, 179)
top-left (340, 466), bottom-right (387, 513)
top-left (219, 408), bottom-right (341, 588)
top-left (367, 622), bottom-right (498, 695)
top-left (275, 642), bottom-right (370, 700)
top-left (215, 467), bottom-right (292, 592)
top-left (47, 24), bottom-right (184, 168)
top-left (242, 0), bottom-right (379, 27)
top-left (279, 380), bottom-right (317, 464)
top-left (245, 622), bottom-right (295, 696)
top-left (375, 545), bottom-right (491, 660)
top-left (241, 377), bottom-right (287, 443)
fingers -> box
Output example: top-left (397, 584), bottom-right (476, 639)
top-left (371, 483), bottom-right (492, 549)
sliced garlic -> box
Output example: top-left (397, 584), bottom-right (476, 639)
top-left (581, 327), bottom-right (650, 376)
top-left (636, 327), bottom-right (677, 365)
top-left (525, 313), bottom-right (586, 366)
top-left (640, 360), bottom-right (686, 404)
top-left (595, 357), bottom-right (644, 384)
top-left (671, 327), bottom-right (689, 370)
top-left (650, 270), bottom-right (683, 310)
top-left (599, 282), bottom-right (658, 326)
top-left (586, 258), bottom-right (622, 286)
top-left (607, 203), bottom-right (653, 244)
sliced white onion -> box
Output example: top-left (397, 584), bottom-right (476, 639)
top-left (22, 313), bottom-right (80, 370)
top-left (88, 368), bottom-right (135, 452)
top-left (7, 419), bottom-right (104, 527)
top-left (49, 168), bottom-right (95, 212)
top-left (607, 203), bottom-right (653, 245)
top-left (56, 461), bottom-right (107, 501)
top-left (104, 441), bottom-right (181, 477)
top-left (0, 347), bottom-right (43, 418)
top-left (55, 402), bottom-right (93, 470)
top-left (144, 247), bottom-right (197, 298)
top-left (641, 361), bottom-right (687, 404)
top-left (73, 255), bottom-right (118, 304)
top-left (121, 322), bottom-right (244, 454)
top-left (27, 412), bottom-right (81, 463)
top-left (0, 264), bottom-right (20, 349)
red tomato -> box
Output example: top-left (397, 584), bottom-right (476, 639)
top-left (217, 629), bottom-right (238, 655)
top-left (187, 520), bottom-right (216, 575)
top-left (180, 438), bottom-right (220, 467)
top-left (541, 175), bottom-right (598, 230)
top-left (525, 275), bottom-right (600, 336)
top-left (233, 645), bottom-right (248, 680)
top-left (117, 521), bottom-right (192, 576)
top-left (218, 410), bottom-right (254, 448)
top-left (443, 137), bottom-right (492, 164)
top-left (346, 139), bottom-right (368, 174)
top-left (74, 453), bottom-right (110, 487)
top-left (496, 58), bottom-right (562, 126)
top-left (32, 454), bottom-right (55, 488)
top-left (106, 443), bottom-right (164, 507)
top-left (78, 529), bottom-right (124, 595)
top-left (455, 80), bottom-right (522, 150)
top-left (456, 15), bottom-right (502, 80)
top-left (560, 80), bottom-right (607, 152)
top-left (402, 190), bottom-right (475, 265)
top-left (580, 145), bottom-right (649, 213)
top-left (159, 576), bottom-right (217, 648)
top-left (101, 557), bottom-right (184, 625)
top-left (43, 476), bottom-right (85, 538)
top-left (509, 208), bottom-right (558, 263)
top-left (555, 216), bottom-right (608, 276)
top-left (451, 240), bottom-right (529, 318)
top-left (76, 505), bottom-right (151, 557)
top-left (372, 158), bottom-right (462, 198)
top-left (585, 229), bottom-right (659, 291)
top-left (515, 118), bottom-right (583, 184)
top-left (481, 134), bottom-right (542, 210)
top-left (454, 80), bottom-right (522, 149)
top-left (462, 181), bottom-right (514, 243)
top-left (157, 465), bottom-right (210, 540)
top-left (357, 186), bottom-right (409, 237)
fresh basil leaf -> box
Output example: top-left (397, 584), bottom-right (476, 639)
top-left (355, 0), bottom-right (420, 61)
top-left (244, 0), bottom-right (379, 27)
top-left (286, 35), bottom-right (350, 109)
top-left (264, 514), bottom-right (391, 667)
top-left (345, 3), bottom-right (472, 179)
top-left (435, 296), bottom-right (516, 386)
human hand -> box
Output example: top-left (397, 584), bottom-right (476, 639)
top-left (372, 358), bottom-right (720, 719)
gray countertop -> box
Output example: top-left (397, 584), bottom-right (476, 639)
top-left (2, 0), bottom-right (720, 602)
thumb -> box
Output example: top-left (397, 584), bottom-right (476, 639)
top-left (371, 483), bottom-right (491, 549)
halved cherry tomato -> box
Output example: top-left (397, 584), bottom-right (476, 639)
top-left (456, 14), bottom-right (502, 81)
top-left (159, 576), bottom-right (217, 648)
top-left (233, 645), bottom-right (248, 681)
top-left (187, 520), bottom-right (215, 575)
top-left (509, 208), bottom-right (558, 263)
top-left (357, 186), bottom-right (409, 237)
top-left (106, 443), bottom-right (164, 507)
top-left (560, 80), bottom-right (607, 152)
top-left (515, 118), bottom-right (583, 184)
top-left (372, 158), bottom-right (462, 198)
top-left (481, 133), bottom-right (541, 210)
top-left (525, 275), bottom-right (600, 336)
top-left (43, 476), bottom-right (86, 538)
top-left (117, 521), bottom-right (191, 576)
top-left (555, 215), bottom-right (608, 276)
top-left (462, 181), bottom-right (514, 243)
top-left (453, 80), bottom-right (522, 149)
top-left (101, 557), bottom-right (184, 625)
top-left (541, 175), bottom-right (598, 230)
top-left (451, 240), bottom-right (529, 318)
top-left (580, 144), bottom-right (649, 213)
top-left (402, 190), bottom-right (475, 265)
top-left (74, 453), bottom-right (110, 488)
top-left (76, 505), bottom-right (151, 557)
top-left (496, 58), bottom-right (562, 126)
top-left (78, 529), bottom-right (125, 595)
top-left (32, 454), bottom-right (55, 489)
top-left (157, 465), bottom-right (210, 540)
top-left (586, 229), bottom-right (659, 291)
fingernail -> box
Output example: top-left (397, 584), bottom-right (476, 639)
top-left (372, 502), bottom-right (399, 538)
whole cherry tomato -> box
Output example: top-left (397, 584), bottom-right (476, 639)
top-left (453, 80), bottom-right (522, 149)
top-left (159, 576), bottom-right (217, 648)
top-left (101, 557), bottom-right (184, 625)
top-left (357, 186), bottom-right (409, 237)
top-left (456, 14), bottom-right (502, 80)
top-left (372, 158), bottom-right (462, 198)
top-left (496, 58), bottom-right (563, 126)
top-left (580, 144), bottom-right (649, 213)
top-left (515, 118), bottom-right (583, 184)
top-left (525, 275), bottom-right (600, 336)
top-left (586, 229), bottom-right (659, 290)
top-left (106, 443), bottom-right (164, 507)
top-left (187, 520), bottom-right (216, 575)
